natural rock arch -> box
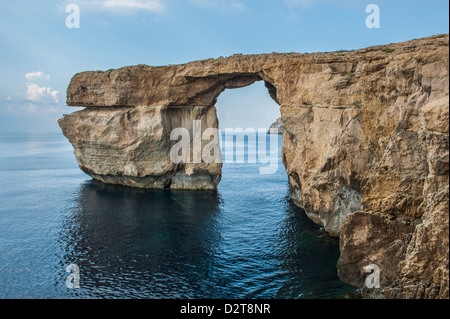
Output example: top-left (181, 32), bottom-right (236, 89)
top-left (59, 34), bottom-right (449, 299)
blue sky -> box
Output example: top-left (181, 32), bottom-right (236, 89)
top-left (0, 0), bottom-right (448, 132)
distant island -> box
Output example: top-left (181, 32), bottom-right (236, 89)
top-left (268, 118), bottom-right (283, 135)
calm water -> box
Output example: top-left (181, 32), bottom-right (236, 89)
top-left (0, 132), bottom-right (356, 299)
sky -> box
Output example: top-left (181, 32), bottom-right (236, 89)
top-left (0, 0), bottom-right (448, 132)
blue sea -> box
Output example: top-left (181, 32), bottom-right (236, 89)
top-left (0, 132), bottom-right (356, 299)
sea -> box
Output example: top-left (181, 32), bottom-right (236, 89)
top-left (0, 131), bottom-right (356, 299)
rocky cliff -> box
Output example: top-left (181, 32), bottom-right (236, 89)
top-left (59, 34), bottom-right (449, 299)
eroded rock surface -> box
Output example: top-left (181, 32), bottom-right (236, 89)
top-left (60, 34), bottom-right (449, 299)
top-left (59, 105), bottom-right (222, 190)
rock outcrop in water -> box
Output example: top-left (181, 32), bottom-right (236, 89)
top-left (59, 105), bottom-right (222, 190)
top-left (59, 34), bottom-right (449, 299)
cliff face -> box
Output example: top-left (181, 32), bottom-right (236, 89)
top-left (60, 34), bottom-right (449, 299)
top-left (59, 105), bottom-right (222, 190)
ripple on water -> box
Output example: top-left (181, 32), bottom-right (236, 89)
top-left (0, 132), bottom-right (356, 299)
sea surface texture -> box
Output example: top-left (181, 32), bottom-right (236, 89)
top-left (0, 132), bottom-right (355, 299)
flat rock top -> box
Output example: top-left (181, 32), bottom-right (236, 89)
top-left (67, 34), bottom-right (449, 108)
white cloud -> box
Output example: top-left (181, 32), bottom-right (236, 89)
top-left (63, 0), bottom-right (165, 14)
top-left (21, 103), bottom-right (61, 114)
top-left (1, 99), bottom-right (62, 115)
top-left (25, 71), bottom-right (51, 81)
top-left (24, 71), bottom-right (59, 104)
top-left (26, 83), bottom-right (60, 104)
top-left (102, 0), bottom-right (164, 11)
top-left (284, 0), bottom-right (360, 9)
top-left (230, 0), bottom-right (245, 11)
top-left (284, 0), bottom-right (335, 8)
top-left (189, 0), bottom-right (246, 11)
top-left (189, 0), bottom-right (215, 7)
top-left (22, 103), bottom-right (38, 114)
top-left (282, 0), bottom-right (360, 20)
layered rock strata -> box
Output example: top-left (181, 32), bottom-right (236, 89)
top-left (60, 105), bottom-right (222, 190)
top-left (59, 34), bottom-right (449, 299)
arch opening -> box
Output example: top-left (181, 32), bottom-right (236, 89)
top-left (213, 80), bottom-right (284, 187)
top-left (215, 79), bottom-right (280, 131)
top-left (207, 74), bottom-right (279, 109)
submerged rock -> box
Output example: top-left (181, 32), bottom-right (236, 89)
top-left (60, 34), bottom-right (449, 299)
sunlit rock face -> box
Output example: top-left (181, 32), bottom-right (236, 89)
top-left (60, 34), bottom-right (449, 299)
top-left (59, 105), bottom-right (222, 190)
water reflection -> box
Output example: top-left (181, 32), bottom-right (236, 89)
top-left (58, 180), bottom-right (223, 299)
top-left (56, 180), bottom-right (355, 299)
